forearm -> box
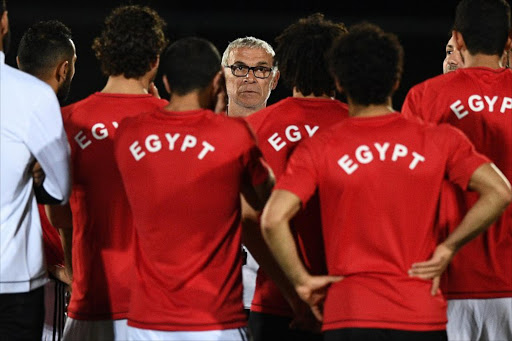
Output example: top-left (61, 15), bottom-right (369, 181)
top-left (242, 208), bottom-right (300, 306)
top-left (261, 218), bottom-right (310, 287)
top-left (443, 188), bottom-right (510, 252)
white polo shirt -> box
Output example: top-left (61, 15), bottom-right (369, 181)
top-left (0, 51), bottom-right (71, 294)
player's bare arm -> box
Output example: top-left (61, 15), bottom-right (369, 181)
top-left (261, 189), bottom-right (342, 321)
top-left (409, 162), bottom-right (512, 295)
top-left (240, 197), bottom-right (318, 330)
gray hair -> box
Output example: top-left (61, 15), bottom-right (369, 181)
top-left (221, 36), bottom-right (276, 68)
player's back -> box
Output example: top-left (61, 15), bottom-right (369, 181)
top-left (114, 108), bottom-right (268, 331)
top-left (246, 97), bottom-right (349, 178)
top-left (62, 92), bottom-right (168, 320)
top-left (246, 96), bottom-right (349, 316)
top-left (403, 67), bottom-right (511, 186)
top-left (280, 113), bottom-right (488, 330)
top-left (402, 67), bottom-right (512, 299)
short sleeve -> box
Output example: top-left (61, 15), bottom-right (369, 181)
top-left (401, 84), bottom-right (424, 120)
top-left (441, 124), bottom-right (490, 190)
top-left (274, 138), bottom-right (319, 206)
top-left (240, 120), bottom-right (272, 186)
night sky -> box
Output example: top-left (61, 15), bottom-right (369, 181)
top-left (5, 0), bottom-right (470, 109)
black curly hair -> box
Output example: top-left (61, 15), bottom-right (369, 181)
top-left (17, 20), bottom-right (74, 79)
top-left (274, 13), bottom-right (348, 97)
top-left (92, 5), bottom-right (168, 78)
top-left (328, 22), bottom-right (404, 106)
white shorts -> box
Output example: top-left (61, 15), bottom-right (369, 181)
top-left (127, 325), bottom-right (249, 341)
top-left (63, 317), bottom-right (128, 341)
top-left (42, 278), bottom-right (67, 341)
top-left (447, 297), bottom-right (512, 341)
top-left (242, 246), bottom-right (259, 310)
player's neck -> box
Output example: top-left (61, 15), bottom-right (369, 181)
top-left (101, 75), bottom-right (150, 94)
top-left (462, 53), bottom-right (503, 69)
top-left (349, 99), bottom-right (394, 118)
top-left (164, 92), bottom-right (202, 112)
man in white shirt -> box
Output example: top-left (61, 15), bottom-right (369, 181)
top-left (0, 1), bottom-right (72, 339)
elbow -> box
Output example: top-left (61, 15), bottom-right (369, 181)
top-left (260, 207), bottom-right (282, 239)
top-left (493, 181), bottom-right (512, 212)
top-left (500, 186), bottom-right (512, 209)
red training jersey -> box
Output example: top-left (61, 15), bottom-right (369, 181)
top-left (245, 97), bottom-right (349, 317)
top-left (276, 113), bottom-right (489, 331)
top-left (62, 93), bottom-right (168, 320)
top-left (114, 108), bottom-right (271, 331)
top-left (402, 67), bottom-right (512, 299)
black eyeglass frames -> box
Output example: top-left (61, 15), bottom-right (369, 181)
top-left (224, 64), bottom-right (274, 79)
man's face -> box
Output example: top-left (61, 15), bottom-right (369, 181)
top-left (443, 35), bottom-right (464, 74)
top-left (223, 47), bottom-right (277, 114)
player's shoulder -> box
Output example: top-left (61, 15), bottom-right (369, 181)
top-left (212, 114), bottom-right (258, 144)
top-left (335, 99), bottom-right (349, 112)
top-left (61, 93), bottom-right (100, 118)
top-left (414, 119), bottom-right (468, 147)
top-left (148, 96), bottom-right (169, 106)
top-left (409, 71), bottom-right (466, 98)
top-left (223, 114), bottom-right (254, 133)
top-left (245, 99), bottom-right (288, 130)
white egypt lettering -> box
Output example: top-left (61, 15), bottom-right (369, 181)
top-left (129, 133), bottom-right (215, 161)
top-left (337, 142), bottom-right (425, 175)
top-left (74, 121), bottom-right (119, 150)
top-left (450, 95), bottom-right (512, 120)
top-left (268, 124), bottom-right (320, 151)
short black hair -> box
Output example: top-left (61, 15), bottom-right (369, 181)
top-left (161, 37), bottom-right (221, 95)
top-left (274, 12), bottom-right (348, 96)
top-left (328, 22), bottom-right (404, 106)
top-left (17, 20), bottom-right (73, 77)
top-left (1, 0), bottom-right (6, 14)
top-left (92, 5), bottom-right (168, 78)
top-left (453, 0), bottom-right (511, 55)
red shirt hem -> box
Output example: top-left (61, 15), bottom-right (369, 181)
top-left (322, 319), bottom-right (446, 332)
top-left (127, 319), bottom-right (247, 332)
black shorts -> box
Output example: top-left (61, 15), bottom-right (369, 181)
top-left (323, 327), bottom-right (447, 341)
top-left (0, 285), bottom-right (45, 340)
top-left (249, 311), bottom-right (322, 341)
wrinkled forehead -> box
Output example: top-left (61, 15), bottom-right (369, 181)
top-left (227, 47), bottom-right (274, 66)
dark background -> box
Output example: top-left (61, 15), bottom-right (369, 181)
top-left (5, 0), bottom-right (470, 110)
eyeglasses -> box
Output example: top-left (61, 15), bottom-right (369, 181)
top-left (224, 64), bottom-right (274, 79)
